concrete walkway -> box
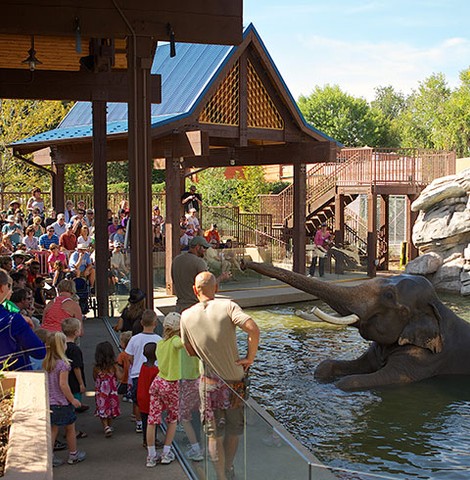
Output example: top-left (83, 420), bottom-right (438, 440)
top-left (53, 316), bottom-right (188, 480)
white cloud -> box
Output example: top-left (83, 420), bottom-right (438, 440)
top-left (281, 34), bottom-right (470, 101)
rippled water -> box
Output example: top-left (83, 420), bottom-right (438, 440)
top-left (245, 293), bottom-right (470, 480)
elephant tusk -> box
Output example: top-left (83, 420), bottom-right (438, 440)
top-left (294, 309), bottom-right (325, 323)
top-left (310, 306), bottom-right (359, 325)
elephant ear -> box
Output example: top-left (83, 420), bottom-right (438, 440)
top-left (398, 302), bottom-right (443, 353)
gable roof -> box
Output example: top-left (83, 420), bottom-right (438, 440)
top-left (13, 24), bottom-right (339, 150)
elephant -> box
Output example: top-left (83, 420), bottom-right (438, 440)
top-left (241, 260), bottom-right (470, 391)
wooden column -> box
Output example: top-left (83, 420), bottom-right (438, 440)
top-left (379, 195), bottom-right (389, 270)
top-left (407, 194), bottom-right (419, 261)
top-left (127, 35), bottom-right (155, 309)
top-left (292, 162), bottom-right (306, 273)
top-left (165, 157), bottom-right (183, 295)
top-left (92, 100), bottom-right (109, 317)
top-left (367, 191), bottom-right (377, 277)
top-left (50, 161), bottom-right (65, 213)
top-left (334, 192), bottom-right (345, 274)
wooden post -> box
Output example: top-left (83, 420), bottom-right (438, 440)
top-left (334, 192), bottom-right (345, 274)
top-left (92, 100), bottom-right (109, 317)
top-left (406, 194), bottom-right (419, 261)
top-left (50, 161), bottom-right (65, 213)
top-left (379, 194), bottom-right (389, 270)
top-left (165, 157), bottom-right (183, 295)
top-left (367, 191), bottom-right (377, 277)
top-left (127, 35), bottom-right (155, 309)
top-left (292, 162), bottom-right (306, 273)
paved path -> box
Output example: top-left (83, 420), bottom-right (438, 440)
top-left (53, 316), bottom-right (188, 480)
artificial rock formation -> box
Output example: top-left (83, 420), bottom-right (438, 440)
top-left (406, 168), bottom-right (470, 295)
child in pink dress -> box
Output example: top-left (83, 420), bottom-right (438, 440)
top-left (93, 341), bottom-right (122, 437)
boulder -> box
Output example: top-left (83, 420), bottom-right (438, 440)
top-left (411, 168), bottom-right (470, 295)
top-left (405, 252), bottom-right (443, 275)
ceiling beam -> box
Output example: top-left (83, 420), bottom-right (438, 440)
top-left (0, 1), bottom-right (242, 45)
top-left (0, 69), bottom-right (161, 102)
top-left (182, 142), bottom-right (336, 168)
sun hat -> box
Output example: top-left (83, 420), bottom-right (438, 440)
top-left (163, 312), bottom-right (181, 330)
top-left (128, 288), bottom-right (146, 304)
top-left (6, 215), bottom-right (15, 222)
top-left (189, 236), bottom-right (211, 248)
top-left (77, 243), bottom-right (88, 250)
top-left (11, 250), bottom-right (31, 258)
top-left (9, 200), bottom-right (20, 206)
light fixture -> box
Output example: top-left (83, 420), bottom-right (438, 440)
top-left (22, 35), bottom-right (42, 71)
top-left (167, 23), bottom-right (176, 58)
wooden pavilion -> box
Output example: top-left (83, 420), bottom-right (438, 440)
top-left (10, 23), bottom-right (340, 313)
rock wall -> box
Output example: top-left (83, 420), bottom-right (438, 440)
top-left (405, 168), bottom-right (470, 295)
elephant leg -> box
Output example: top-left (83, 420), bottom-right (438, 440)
top-left (315, 350), bottom-right (378, 382)
top-left (335, 350), bottom-right (435, 391)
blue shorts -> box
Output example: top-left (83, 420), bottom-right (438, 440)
top-left (50, 404), bottom-right (77, 426)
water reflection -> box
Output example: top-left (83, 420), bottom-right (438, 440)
top-left (246, 293), bottom-right (470, 479)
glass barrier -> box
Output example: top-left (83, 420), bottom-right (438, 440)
top-left (172, 367), bottom-right (336, 480)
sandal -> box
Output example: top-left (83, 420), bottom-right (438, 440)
top-left (104, 426), bottom-right (113, 438)
top-left (76, 431), bottom-right (88, 439)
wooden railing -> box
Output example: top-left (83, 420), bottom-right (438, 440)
top-left (0, 192), bottom-right (165, 214)
top-left (259, 147), bottom-right (456, 226)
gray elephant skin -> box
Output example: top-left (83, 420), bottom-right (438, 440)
top-left (243, 260), bottom-right (470, 391)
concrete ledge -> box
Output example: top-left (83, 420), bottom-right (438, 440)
top-left (3, 372), bottom-right (52, 480)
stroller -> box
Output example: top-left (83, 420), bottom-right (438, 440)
top-left (73, 276), bottom-right (92, 315)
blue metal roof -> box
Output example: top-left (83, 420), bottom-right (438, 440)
top-left (14, 24), bottom-right (338, 147)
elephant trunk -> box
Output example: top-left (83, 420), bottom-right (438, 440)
top-left (242, 260), bottom-right (372, 318)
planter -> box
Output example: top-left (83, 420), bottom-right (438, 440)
top-left (2, 372), bottom-right (51, 480)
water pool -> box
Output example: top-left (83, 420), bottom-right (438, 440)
top-left (246, 293), bottom-right (470, 479)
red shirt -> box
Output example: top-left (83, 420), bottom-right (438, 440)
top-left (137, 364), bottom-right (159, 414)
top-left (59, 231), bottom-right (77, 251)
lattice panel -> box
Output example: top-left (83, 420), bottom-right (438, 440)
top-left (199, 61), bottom-right (239, 126)
top-left (247, 60), bottom-right (284, 130)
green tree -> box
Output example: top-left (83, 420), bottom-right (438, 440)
top-left (194, 168), bottom-right (239, 207)
top-left (0, 99), bottom-right (71, 191)
top-left (434, 68), bottom-right (470, 156)
top-left (297, 84), bottom-right (391, 147)
top-left (395, 73), bottom-right (451, 149)
top-left (235, 166), bottom-right (271, 212)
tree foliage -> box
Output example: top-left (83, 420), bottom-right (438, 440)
top-left (0, 99), bottom-right (71, 191)
top-left (298, 85), bottom-right (390, 147)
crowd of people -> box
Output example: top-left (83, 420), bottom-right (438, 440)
top-left (0, 184), bottom-right (261, 478)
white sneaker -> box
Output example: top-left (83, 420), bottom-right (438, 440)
top-left (160, 449), bottom-right (175, 464)
top-left (146, 454), bottom-right (160, 467)
top-left (186, 447), bottom-right (204, 461)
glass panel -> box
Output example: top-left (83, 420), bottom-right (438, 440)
top-left (172, 367), bottom-right (335, 480)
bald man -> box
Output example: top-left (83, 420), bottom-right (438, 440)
top-left (180, 271), bottom-right (259, 480)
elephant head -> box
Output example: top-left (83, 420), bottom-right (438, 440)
top-left (242, 260), bottom-right (444, 353)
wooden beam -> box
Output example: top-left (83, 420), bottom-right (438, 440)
top-left (92, 100), bottom-right (109, 317)
top-left (292, 162), bottom-right (306, 273)
top-left (0, 69), bottom-right (161, 102)
top-left (0, 1), bottom-right (242, 45)
top-left (165, 157), bottom-right (183, 295)
top-left (367, 191), bottom-right (377, 277)
top-left (127, 35), bottom-right (154, 309)
top-left (183, 142), bottom-right (334, 168)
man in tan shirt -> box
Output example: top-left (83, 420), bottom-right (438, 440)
top-left (181, 271), bottom-right (259, 480)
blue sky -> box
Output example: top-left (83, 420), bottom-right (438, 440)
top-left (244, 1), bottom-right (470, 101)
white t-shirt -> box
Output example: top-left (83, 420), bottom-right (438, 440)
top-left (125, 332), bottom-right (162, 379)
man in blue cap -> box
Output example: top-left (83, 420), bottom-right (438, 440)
top-left (171, 236), bottom-right (211, 313)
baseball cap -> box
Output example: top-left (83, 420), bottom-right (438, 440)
top-left (7, 215), bottom-right (15, 222)
top-left (77, 243), bottom-right (88, 250)
top-left (163, 312), bottom-right (181, 330)
top-left (189, 236), bottom-right (211, 248)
